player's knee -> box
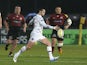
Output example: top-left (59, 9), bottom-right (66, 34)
top-left (27, 46), bottom-right (31, 49)
top-left (7, 39), bottom-right (12, 44)
top-left (27, 44), bottom-right (33, 49)
top-left (57, 43), bottom-right (63, 47)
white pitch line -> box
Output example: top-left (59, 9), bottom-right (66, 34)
top-left (0, 59), bottom-right (87, 64)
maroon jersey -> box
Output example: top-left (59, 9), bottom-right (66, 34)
top-left (48, 13), bottom-right (68, 28)
top-left (6, 13), bottom-right (25, 27)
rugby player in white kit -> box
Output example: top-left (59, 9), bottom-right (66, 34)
top-left (13, 9), bottom-right (59, 62)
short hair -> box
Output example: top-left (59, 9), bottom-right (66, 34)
top-left (15, 5), bottom-right (21, 8)
top-left (55, 6), bottom-right (61, 9)
top-left (36, 8), bottom-right (45, 13)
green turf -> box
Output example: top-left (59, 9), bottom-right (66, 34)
top-left (0, 44), bottom-right (87, 65)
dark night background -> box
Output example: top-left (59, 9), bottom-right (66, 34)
top-left (0, 0), bottom-right (87, 44)
top-left (0, 0), bottom-right (87, 29)
top-left (0, 0), bottom-right (87, 17)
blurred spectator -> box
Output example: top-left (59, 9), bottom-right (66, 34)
top-left (47, 7), bottom-right (72, 54)
top-left (25, 13), bottom-right (36, 38)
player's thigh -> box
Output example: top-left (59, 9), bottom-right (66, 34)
top-left (40, 38), bottom-right (51, 46)
top-left (27, 34), bottom-right (38, 48)
top-left (51, 30), bottom-right (57, 44)
top-left (29, 33), bottom-right (44, 42)
top-left (29, 35), bottom-right (39, 42)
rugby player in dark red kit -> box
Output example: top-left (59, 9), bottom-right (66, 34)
top-left (4, 6), bottom-right (27, 56)
top-left (47, 7), bottom-right (72, 55)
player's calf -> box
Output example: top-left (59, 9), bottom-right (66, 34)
top-left (57, 43), bottom-right (63, 54)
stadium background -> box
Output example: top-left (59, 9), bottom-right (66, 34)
top-left (0, 0), bottom-right (87, 44)
top-left (0, 1), bottom-right (87, 65)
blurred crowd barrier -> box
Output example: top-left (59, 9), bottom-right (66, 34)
top-left (0, 28), bottom-right (87, 45)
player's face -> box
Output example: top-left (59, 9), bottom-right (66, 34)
top-left (55, 7), bottom-right (62, 14)
top-left (14, 6), bottom-right (21, 15)
top-left (41, 9), bottom-right (46, 16)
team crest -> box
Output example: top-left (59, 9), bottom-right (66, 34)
top-left (60, 16), bottom-right (63, 19)
top-left (20, 17), bottom-right (22, 20)
top-left (57, 15), bottom-right (59, 17)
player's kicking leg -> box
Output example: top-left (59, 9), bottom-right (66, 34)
top-left (40, 38), bottom-right (59, 61)
top-left (47, 46), bottom-right (59, 61)
top-left (13, 36), bottom-right (59, 62)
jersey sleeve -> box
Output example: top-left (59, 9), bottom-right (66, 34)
top-left (64, 14), bottom-right (72, 26)
top-left (64, 14), bottom-right (69, 18)
top-left (39, 17), bottom-right (54, 29)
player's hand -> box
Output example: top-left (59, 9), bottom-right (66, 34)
top-left (53, 25), bottom-right (60, 30)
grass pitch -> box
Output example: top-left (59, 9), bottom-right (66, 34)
top-left (0, 44), bottom-right (87, 65)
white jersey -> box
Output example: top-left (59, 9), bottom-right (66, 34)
top-left (29, 14), bottom-right (54, 42)
top-left (29, 14), bottom-right (54, 34)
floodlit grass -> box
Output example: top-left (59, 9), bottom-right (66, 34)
top-left (0, 44), bottom-right (87, 65)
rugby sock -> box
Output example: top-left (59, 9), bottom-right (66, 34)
top-left (18, 46), bottom-right (27, 54)
top-left (52, 47), bottom-right (55, 53)
top-left (14, 46), bottom-right (27, 58)
top-left (47, 46), bottom-right (54, 59)
top-left (57, 47), bottom-right (62, 54)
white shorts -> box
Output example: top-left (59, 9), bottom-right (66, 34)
top-left (29, 32), bottom-right (46, 42)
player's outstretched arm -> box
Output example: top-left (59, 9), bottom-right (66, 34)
top-left (0, 12), bottom-right (2, 29)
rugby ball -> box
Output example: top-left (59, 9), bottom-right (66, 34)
top-left (57, 29), bottom-right (64, 38)
top-left (67, 18), bottom-right (72, 25)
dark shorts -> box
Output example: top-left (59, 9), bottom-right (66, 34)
top-left (7, 27), bottom-right (21, 40)
top-left (51, 30), bottom-right (64, 41)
